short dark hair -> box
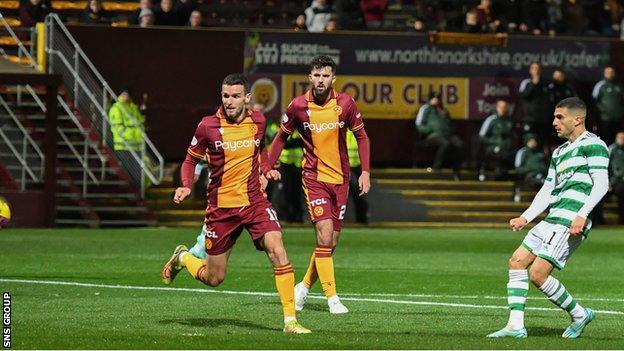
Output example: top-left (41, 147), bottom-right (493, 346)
top-left (555, 97), bottom-right (586, 116)
top-left (309, 55), bottom-right (337, 74)
top-left (222, 73), bottom-right (250, 93)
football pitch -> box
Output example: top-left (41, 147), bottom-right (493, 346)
top-left (1, 227), bottom-right (623, 349)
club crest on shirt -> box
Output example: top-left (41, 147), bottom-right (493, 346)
top-left (333, 105), bottom-right (343, 115)
top-left (313, 206), bottom-right (324, 217)
top-left (250, 125), bottom-right (258, 134)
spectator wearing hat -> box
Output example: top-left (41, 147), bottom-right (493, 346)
top-left (108, 88), bottom-right (146, 153)
top-left (608, 131), bottom-right (624, 224)
top-left (415, 92), bottom-right (463, 180)
top-left (138, 8), bottom-right (155, 27)
top-left (130, 0), bottom-right (152, 25)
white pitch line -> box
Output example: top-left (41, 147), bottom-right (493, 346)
top-left (2, 278), bottom-right (623, 316)
top-left (336, 292), bottom-right (624, 303)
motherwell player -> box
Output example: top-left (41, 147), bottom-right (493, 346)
top-left (267, 55), bottom-right (371, 314)
top-left (161, 74), bottom-right (310, 334)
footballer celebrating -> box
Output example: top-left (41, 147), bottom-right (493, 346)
top-left (267, 55), bottom-right (371, 314)
top-left (488, 97), bottom-right (609, 339)
top-left (161, 73), bottom-right (310, 334)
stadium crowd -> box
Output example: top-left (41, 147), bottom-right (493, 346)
top-left (16, 0), bottom-right (624, 37)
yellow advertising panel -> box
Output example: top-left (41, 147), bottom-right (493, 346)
top-left (281, 75), bottom-right (468, 120)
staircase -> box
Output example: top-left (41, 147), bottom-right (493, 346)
top-left (0, 13), bottom-right (163, 226)
top-left (371, 168), bottom-right (620, 228)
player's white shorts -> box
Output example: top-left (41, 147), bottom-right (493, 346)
top-left (521, 221), bottom-right (588, 270)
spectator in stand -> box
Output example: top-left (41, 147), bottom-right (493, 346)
top-left (476, 99), bottom-right (514, 181)
top-left (605, 0), bottom-right (624, 36)
top-left (520, 0), bottom-right (548, 35)
top-left (324, 18), bottom-right (338, 32)
top-left (561, 0), bottom-right (588, 35)
top-left (545, 0), bottom-right (563, 36)
top-left (130, 0), bottom-right (152, 25)
top-left (360, 0), bottom-right (388, 29)
top-left (177, 0), bottom-right (197, 26)
top-left (548, 68), bottom-right (576, 107)
top-left (81, 0), bottom-right (110, 25)
top-left (138, 8), bottom-right (155, 27)
top-left (519, 62), bottom-right (553, 144)
top-left (464, 9), bottom-right (482, 33)
top-left (188, 10), bottom-right (203, 28)
top-left (583, 0), bottom-right (613, 36)
top-left (294, 14), bottom-right (307, 31)
top-left (593, 66), bottom-right (624, 148)
top-left (19, 0), bottom-right (50, 27)
top-left (609, 131), bottom-right (624, 224)
top-left (476, 0), bottom-right (502, 33)
top-left (514, 134), bottom-right (547, 201)
top-left (415, 92), bottom-right (464, 180)
top-left (305, 0), bottom-right (333, 32)
top-left (491, 0), bottom-right (522, 33)
top-left (154, 0), bottom-right (182, 26)
top-left (333, 0), bottom-right (365, 30)
top-left (410, 0), bottom-right (445, 32)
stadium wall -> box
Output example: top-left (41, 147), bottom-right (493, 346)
top-left (69, 26), bottom-right (614, 165)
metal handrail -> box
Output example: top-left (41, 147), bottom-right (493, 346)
top-left (22, 83), bottom-right (107, 191)
top-left (0, 129), bottom-right (39, 189)
top-left (0, 95), bottom-right (45, 181)
top-left (45, 13), bottom-right (164, 196)
top-left (0, 13), bottom-right (40, 71)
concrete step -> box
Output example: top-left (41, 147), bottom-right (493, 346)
top-left (397, 189), bottom-right (533, 201)
top-left (372, 168), bottom-right (516, 180)
top-left (418, 200), bottom-right (619, 212)
top-left (376, 178), bottom-right (514, 191)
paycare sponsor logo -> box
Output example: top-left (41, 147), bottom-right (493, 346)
top-left (303, 121), bottom-right (345, 133)
top-left (214, 139), bottom-right (260, 151)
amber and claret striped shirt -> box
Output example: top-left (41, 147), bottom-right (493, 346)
top-left (181, 107), bottom-right (267, 208)
top-left (268, 89), bottom-right (370, 184)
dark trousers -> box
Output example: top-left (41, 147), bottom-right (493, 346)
top-left (476, 144), bottom-right (512, 180)
top-left (280, 163), bottom-right (303, 222)
top-left (617, 183), bottom-right (624, 225)
top-left (427, 135), bottom-right (464, 172)
top-left (348, 166), bottom-right (369, 224)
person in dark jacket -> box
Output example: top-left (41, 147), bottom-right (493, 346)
top-left (548, 69), bottom-right (576, 106)
top-left (19, 0), bottom-right (50, 27)
top-left (609, 131), bottom-right (624, 224)
top-left (333, 0), bottom-right (365, 30)
top-left (519, 62), bottom-right (552, 144)
top-left (415, 92), bottom-right (463, 180)
top-left (592, 66), bottom-right (624, 145)
top-left (81, 0), bottom-right (110, 25)
top-left (477, 99), bottom-right (514, 181)
top-left (513, 133), bottom-right (547, 201)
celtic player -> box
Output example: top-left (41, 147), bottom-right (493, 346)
top-left (488, 97), bottom-right (609, 339)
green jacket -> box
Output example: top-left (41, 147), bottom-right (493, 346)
top-left (479, 113), bottom-right (513, 151)
top-left (346, 130), bottom-right (360, 167)
top-left (592, 79), bottom-right (624, 122)
top-left (415, 104), bottom-right (453, 139)
top-left (515, 146), bottom-right (547, 177)
top-left (108, 100), bottom-right (145, 151)
top-left (609, 143), bottom-right (624, 185)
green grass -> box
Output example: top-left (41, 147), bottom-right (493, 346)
top-left (0, 227), bottom-right (623, 349)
